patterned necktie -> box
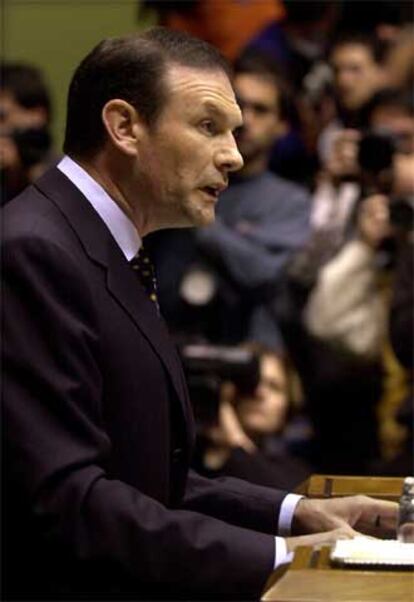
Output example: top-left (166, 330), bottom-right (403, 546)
top-left (130, 245), bottom-right (160, 313)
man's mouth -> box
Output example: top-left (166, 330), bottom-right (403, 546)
top-left (200, 183), bottom-right (227, 200)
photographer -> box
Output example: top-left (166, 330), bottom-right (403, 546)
top-left (0, 62), bottom-right (54, 205)
top-left (306, 89), bottom-right (414, 354)
top-left (185, 344), bottom-right (312, 491)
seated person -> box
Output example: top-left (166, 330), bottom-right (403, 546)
top-left (192, 345), bottom-right (313, 491)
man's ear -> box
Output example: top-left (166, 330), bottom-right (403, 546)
top-left (101, 99), bottom-right (145, 156)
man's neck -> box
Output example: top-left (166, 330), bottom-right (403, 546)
top-left (73, 154), bottom-right (150, 237)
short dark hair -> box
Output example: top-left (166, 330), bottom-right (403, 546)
top-left (283, 0), bottom-right (333, 24)
top-left (233, 49), bottom-right (298, 126)
top-left (1, 62), bottom-right (51, 120)
top-left (63, 27), bottom-right (230, 157)
top-left (368, 88), bottom-right (414, 120)
top-left (329, 31), bottom-right (387, 65)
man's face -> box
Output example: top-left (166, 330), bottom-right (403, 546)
top-left (331, 44), bottom-right (384, 110)
top-left (0, 91), bottom-right (47, 131)
top-left (237, 354), bottom-right (288, 437)
top-left (136, 65), bottom-right (243, 229)
top-left (0, 91), bottom-right (47, 171)
top-left (233, 73), bottom-right (286, 163)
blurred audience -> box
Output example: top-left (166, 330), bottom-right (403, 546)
top-left (304, 193), bottom-right (390, 360)
top-left (243, 1), bottom-right (340, 185)
top-left (146, 1), bottom-right (413, 479)
top-left (339, 1), bottom-right (412, 44)
top-left (0, 62), bottom-right (55, 205)
top-left (140, 0), bottom-right (285, 61)
top-left (384, 25), bottom-right (414, 91)
top-left (302, 88), bottom-right (413, 285)
top-left (246, 1), bottom-right (340, 93)
top-left (318, 32), bottom-right (388, 164)
top-left (272, 81), bottom-right (413, 475)
top-left (383, 232), bottom-right (413, 476)
top-left (192, 345), bottom-right (313, 491)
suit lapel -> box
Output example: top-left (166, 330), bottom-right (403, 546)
top-left (34, 167), bottom-right (192, 426)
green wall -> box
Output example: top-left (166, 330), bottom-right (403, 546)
top-left (2, 0), bottom-right (155, 150)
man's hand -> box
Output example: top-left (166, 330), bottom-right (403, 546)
top-left (207, 383), bottom-right (256, 453)
top-left (291, 495), bottom-right (398, 539)
top-left (286, 525), bottom-right (359, 554)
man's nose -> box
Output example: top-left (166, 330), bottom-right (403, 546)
top-left (216, 135), bottom-right (244, 173)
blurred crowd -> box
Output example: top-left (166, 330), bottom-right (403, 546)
top-left (2, 0), bottom-right (413, 487)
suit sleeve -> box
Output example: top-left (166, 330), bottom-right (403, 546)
top-left (3, 233), bottom-right (276, 598)
top-left (184, 470), bottom-right (288, 535)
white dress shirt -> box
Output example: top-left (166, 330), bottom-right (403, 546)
top-left (57, 155), bottom-right (303, 569)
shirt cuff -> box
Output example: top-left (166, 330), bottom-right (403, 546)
top-left (278, 493), bottom-right (304, 536)
top-left (274, 536), bottom-right (294, 569)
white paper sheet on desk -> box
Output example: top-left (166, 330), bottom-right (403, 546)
top-left (331, 536), bottom-right (414, 568)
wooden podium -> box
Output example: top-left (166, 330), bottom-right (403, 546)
top-left (262, 475), bottom-right (414, 602)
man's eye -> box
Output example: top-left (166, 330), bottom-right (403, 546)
top-left (200, 120), bottom-right (217, 135)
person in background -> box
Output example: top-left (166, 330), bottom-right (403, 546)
top-left (339, 1), bottom-right (411, 46)
top-left (309, 35), bottom-right (393, 263)
top-left (139, 0), bottom-right (285, 61)
top-left (246, 1), bottom-right (340, 93)
top-left (318, 32), bottom-right (388, 163)
top-left (194, 346), bottom-right (313, 491)
top-left (244, 1), bottom-right (340, 186)
top-left (0, 62), bottom-right (54, 205)
top-left (3, 27), bottom-right (398, 601)
top-left (274, 87), bottom-right (414, 475)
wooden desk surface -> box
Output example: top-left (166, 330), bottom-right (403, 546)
top-left (295, 474), bottom-right (404, 501)
top-left (262, 545), bottom-right (414, 602)
top-left (262, 475), bottom-right (412, 601)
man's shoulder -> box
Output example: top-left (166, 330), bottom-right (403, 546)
top-left (2, 176), bottom-right (76, 254)
top-left (260, 171), bottom-right (311, 203)
top-left (3, 183), bottom-right (53, 232)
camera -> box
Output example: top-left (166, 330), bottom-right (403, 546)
top-left (358, 130), bottom-right (396, 177)
top-left (358, 130), bottom-right (414, 232)
top-left (179, 343), bottom-right (260, 428)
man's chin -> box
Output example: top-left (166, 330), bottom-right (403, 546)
top-left (185, 202), bottom-right (216, 228)
top-left (192, 210), bottom-right (215, 228)
top-left (171, 209), bottom-right (215, 229)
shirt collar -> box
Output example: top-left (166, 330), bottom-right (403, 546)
top-left (57, 155), bottom-right (141, 261)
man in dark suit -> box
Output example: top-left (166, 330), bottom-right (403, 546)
top-left (2, 27), bottom-right (397, 600)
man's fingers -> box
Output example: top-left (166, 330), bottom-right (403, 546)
top-left (286, 525), bottom-right (360, 553)
top-left (354, 497), bottom-right (398, 534)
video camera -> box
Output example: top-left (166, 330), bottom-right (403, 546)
top-left (358, 130), bottom-right (413, 233)
top-left (179, 343), bottom-right (260, 429)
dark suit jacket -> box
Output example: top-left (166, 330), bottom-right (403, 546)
top-left (2, 167), bottom-right (287, 600)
